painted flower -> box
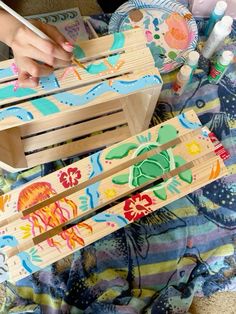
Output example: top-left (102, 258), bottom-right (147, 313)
top-left (59, 167), bottom-right (81, 188)
top-left (123, 193), bottom-right (153, 222)
top-left (186, 141), bottom-right (202, 155)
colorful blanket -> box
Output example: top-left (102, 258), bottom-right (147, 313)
top-left (0, 12), bottom-right (235, 314)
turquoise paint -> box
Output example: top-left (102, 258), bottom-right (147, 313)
top-left (31, 98), bottom-right (60, 116)
top-left (73, 45), bottom-right (86, 59)
top-left (0, 85), bottom-right (36, 100)
top-left (81, 32), bottom-right (125, 75)
top-left (54, 75), bottom-right (161, 106)
top-left (0, 67), bottom-right (14, 79)
top-left (39, 73), bottom-right (60, 91)
top-left (86, 152), bottom-right (103, 208)
top-left (93, 213), bottom-right (128, 227)
top-left (0, 107), bottom-right (34, 121)
top-left (0, 235), bottom-right (41, 278)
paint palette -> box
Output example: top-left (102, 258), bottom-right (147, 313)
top-left (109, 0), bottom-right (198, 73)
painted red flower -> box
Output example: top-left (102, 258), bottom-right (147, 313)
top-left (123, 193), bottom-right (153, 222)
top-left (59, 167), bottom-right (81, 188)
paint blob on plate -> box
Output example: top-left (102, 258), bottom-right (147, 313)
top-left (109, 0), bottom-right (198, 73)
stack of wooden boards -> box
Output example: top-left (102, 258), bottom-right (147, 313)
top-left (0, 110), bottom-right (228, 283)
top-left (0, 28), bottom-right (162, 172)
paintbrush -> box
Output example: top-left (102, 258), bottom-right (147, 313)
top-left (0, 0), bottom-right (85, 69)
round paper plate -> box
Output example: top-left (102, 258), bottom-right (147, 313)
top-left (109, 0), bottom-right (198, 73)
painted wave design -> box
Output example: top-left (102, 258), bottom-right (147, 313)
top-left (54, 75), bottom-right (162, 106)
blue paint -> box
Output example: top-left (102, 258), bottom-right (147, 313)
top-left (93, 213), bottom-right (128, 227)
top-left (0, 235), bottom-right (41, 276)
top-left (86, 151), bottom-right (103, 209)
top-left (178, 113), bottom-right (202, 129)
top-left (18, 252), bottom-right (41, 273)
top-left (39, 73), bottom-right (60, 90)
top-left (0, 235), bottom-right (18, 248)
top-left (0, 107), bottom-right (34, 122)
top-left (31, 98), bottom-right (60, 116)
top-left (76, 32), bottom-right (125, 75)
top-left (0, 85), bottom-right (36, 100)
top-left (73, 45), bottom-right (86, 59)
top-left (0, 67), bottom-right (14, 79)
top-left (54, 75), bottom-right (161, 106)
top-left (153, 18), bottom-right (159, 31)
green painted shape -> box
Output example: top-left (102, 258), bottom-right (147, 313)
top-left (153, 187), bottom-right (167, 200)
top-left (157, 125), bottom-right (178, 144)
top-left (73, 45), bottom-right (86, 59)
top-left (168, 51), bottom-right (177, 60)
top-left (112, 174), bottom-right (129, 185)
top-left (174, 155), bottom-right (193, 184)
top-left (154, 34), bottom-right (160, 39)
top-left (139, 160), bottom-right (163, 178)
top-left (105, 143), bottom-right (138, 160)
top-left (31, 98), bottom-right (60, 116)
top-left (0, 85), bottom-right (36, 100)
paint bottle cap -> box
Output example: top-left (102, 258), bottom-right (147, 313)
top-left (218, 16), bottom-right (233, 32)
top-left (179, 65), bottom-right (192, 81)
top-left (187, 51), bottom-right (200, 67)
top-left (214, 1), bottom-right (227, 16)
top-left (219, 50), bottom-right (234, 65)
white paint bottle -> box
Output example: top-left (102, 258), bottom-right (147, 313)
top-left (186, 51), bottom-right (200, 82)
top-left (172, 65), bottom-right (192, 96)
top-left (202, 16), bottom-right (233, 59)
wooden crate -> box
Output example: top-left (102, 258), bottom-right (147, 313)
top-left (0, 110), bottom-right (228, 283)
top-left (0, 29), bottom-right (162, 172)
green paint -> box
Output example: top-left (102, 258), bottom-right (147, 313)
top-left (31, 98), bottom-right (60, 116)
top-left (157, 125), bottom-right (178, 144)
top-left (112, 174), bottom-right (129, 185)
top-left (174, 155), bottom-right (193, 184)
top-left (105, 143), bottom-right (138, 160)
top-left (154, 34), bottom-right (160, 39)
top-left (0, 85), bottom-right (36, 100)
top-left (168, 51), bottom-right (177, 60)
top-left (153, 188), bottom-right (167, 200)
top-left (73, 45), bottom-right (86, 59)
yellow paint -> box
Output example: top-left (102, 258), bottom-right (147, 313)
top-left (20, 224), bottom-right (32, 239)
top-left (186, 140), bottom-right (202, 155)
top-left (104, 188), bottom-right (117, 199)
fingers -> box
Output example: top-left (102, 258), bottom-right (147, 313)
top-left (18, 71), bottom-right (39, 88)
top-left (22, 44), bottom-right (70, 68)
top-left (27, 21), bottom-right (73, 60)
top-left (15, 56), bottom-right (54, 87)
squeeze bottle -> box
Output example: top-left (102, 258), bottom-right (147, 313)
top-left (205, 1), bottom-right (228, 37)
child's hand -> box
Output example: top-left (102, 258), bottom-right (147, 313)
top-left (9, 19), bottom-right (73, 87)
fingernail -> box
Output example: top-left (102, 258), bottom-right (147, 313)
top-left (63, 42), bottom-right (74, 52)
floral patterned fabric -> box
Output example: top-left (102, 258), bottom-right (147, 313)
top-left (0, 11), bottom-right (235, 314)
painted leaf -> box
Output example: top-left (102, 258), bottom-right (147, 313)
top-left (105, 143), bottom-right (138, 160)
top-left (112, 174), bottom-right (129, 185)
top-left (174, 155), bottom-right (193, 184)
top-left (153, 188), bottom-right (167, 200)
